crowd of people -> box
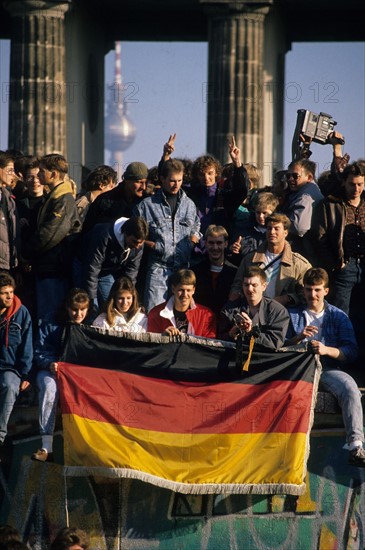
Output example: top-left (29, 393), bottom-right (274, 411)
top-left (0, 129), bottom-right (365, 481)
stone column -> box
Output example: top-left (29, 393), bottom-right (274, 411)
top-left (202, 0), bottom-right (272, 166)
top-left (3, 1), bottom-right (70, 155)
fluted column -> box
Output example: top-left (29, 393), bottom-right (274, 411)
top-left (3, 1), bottom-right (70, 155)
top-left (202, 1), bottom-right (272, 166)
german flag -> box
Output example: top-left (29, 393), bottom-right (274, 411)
top-left (57, 325), bottom-right (320, 495)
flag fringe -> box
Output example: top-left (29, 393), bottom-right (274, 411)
top-left (63, 466), bottom-right (306, 495)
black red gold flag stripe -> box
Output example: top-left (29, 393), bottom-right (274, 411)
top-left (57, 325), bottom-right (320, 495)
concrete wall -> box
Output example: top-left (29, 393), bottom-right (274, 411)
top-left (1, 430), bottom-right (364, 549)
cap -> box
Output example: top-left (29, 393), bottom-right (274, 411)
top-left (123, 162), bottom-right (148, 182)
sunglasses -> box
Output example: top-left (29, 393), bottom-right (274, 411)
top-left (286, 172), bottom-right (301, 181)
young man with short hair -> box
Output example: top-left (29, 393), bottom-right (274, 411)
top-left (229, 213), bottom-right (311, 307)
top-left (286, 267), bottom-right (365, 467)
top-left (313, 162), bottom-right (365, 315)
top-left (282, 158), bottom-right (323, 261)
top-left (192, 225), bottom-right (237, 316)
top-left (219, 266), bottom-right (289, 348)
top-left (79, 216), bottom-right (148, 308)
top-left (134, 159), bottom-right (201, 312)
top-left (147, 269), bottom-right (216, 338)
top-left (0, 272), bottom-right (32, 451)
top-left (22, 153), bottom-right (80, 319)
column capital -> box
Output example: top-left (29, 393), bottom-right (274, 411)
top-left (3, 0), bottom-right (71, 19)
top-left (200, 0), bottom-right (272, 18)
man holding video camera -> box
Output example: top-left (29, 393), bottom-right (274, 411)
top-left (282, 158), bottom-right (323, 263)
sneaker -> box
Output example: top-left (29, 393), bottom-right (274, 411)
top-left (348, 446), bottom-right (365, 467)
top-left (31, 449), bottom-right (54, 463)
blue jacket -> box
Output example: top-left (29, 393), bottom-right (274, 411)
top-left (33, 313), bottom-right (64, 371)
top-left (286, 301), bottom-right (358, 368)
top-left (0, 295), bottom-right (33, 378)
top-left (134, 188), bottom-right (201, 269)
top-left (78, 217), bottom-right (144, 300)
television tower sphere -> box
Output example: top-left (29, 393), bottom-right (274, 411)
top-left (105, 108), bottom-right (136, 153)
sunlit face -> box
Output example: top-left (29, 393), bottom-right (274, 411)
top-left (205, 234), bottom-right (227, 264)
top-left (25, 168), bottom-right (43, 197)
top-left (161, 171), bottom-right (183, 195)
top-left (115, 290), bottom-right (133, 314)
top-left (286, 164), bottom-right (312, 191)
top-left (0, 162), bottom-right (15, 188)
top-left (266, 222), bottom-right (288, 247)
top-left (172, 283), bottom-right (195, 312)
top-left (67, 303), bottom-right (89, 324)
top-left (124, 178), bottom-right (147, 199)
top-left (255, 208), bottom-right (273, 227)
top-left (242, 276), bottom-right (266, 307)
top-left (0, 285), bottom-right (14, 312)
top-left (198, 166), bottom-right (217, 187)
top-left (344, 175), bottom-right (364, 202)
top-left (303, 283), bottom-right (329, 312)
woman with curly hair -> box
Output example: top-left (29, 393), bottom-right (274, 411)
top-left (92, 276), bottom-right (147, 333)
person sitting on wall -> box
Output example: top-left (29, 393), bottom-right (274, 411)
top-left (147, 269), bottom-right (216, 338)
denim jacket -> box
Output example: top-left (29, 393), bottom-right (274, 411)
top-left (134, 188), bottom-right (201, 269)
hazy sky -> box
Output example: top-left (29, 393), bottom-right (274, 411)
top-left (1, 39), bottom-right (364, 183)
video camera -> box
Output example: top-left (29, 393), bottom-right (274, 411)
top-left (291, 109), bottom-right (343, 161)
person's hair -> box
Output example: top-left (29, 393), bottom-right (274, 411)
top-left (0, 150), bottom-right (14, 169)
top-left (265, 212), bottom-right (291, 231)
top-left (104, 277), bottom-right (140, 325)
top-left (0, 272), bottom-right (15, 290)
top-left (342, 161), bottom-right (365, 181)
top-left (160, 159), bottom-right (184, 179)
top-left (288, 158), bottom-right (316, 179)
top-left (253, 192), bottom-right (279, 212)
top-left (205, 224), bottom-right (228, 241)
top-left (122, 217), bottom-right (148, 240)
top-left (170, 269), bottom-right (196, 288)
top-left (244, 163), bottom-right (262, 189)
top-left (40, 154), bottom-right (68, 175)
top-left (303, 267), bottom-right (329, 288)
top-left (18, 155), bottom-right (40, 179)
top-left (84, 165), bottom-right (117, 192)
top-left (192, 155), bottom-right (221, 183)
top-left (56, 288), bottom-right (91, 324)
top-left (0, 525), bottom-right (21, 543)
top-left (50, 527), bottom-right (90, 550)
top-left (243, 266), bottom-right (267, 284)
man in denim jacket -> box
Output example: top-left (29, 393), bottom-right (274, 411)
top-left (134, 159), bottom-right (201, 312)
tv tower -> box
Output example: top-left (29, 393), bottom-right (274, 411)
top-left (105, 42), bottom-right (136, 179)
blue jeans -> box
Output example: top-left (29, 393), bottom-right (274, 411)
top-left (144, 265), bottom-right (172, 313)
top-left (36, 370), bottom-right (58, 437)
top-left (0, 370), bottom-right (21, 444)
top-left (95, 273), bottom-right (115, 310)
top-left (331, 257), bottom-right (365, 315)
top-left (320, 369), bottom-right (364, 445)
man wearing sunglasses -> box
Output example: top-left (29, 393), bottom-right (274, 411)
top-left (282, 159), bottom-right (323, 263)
